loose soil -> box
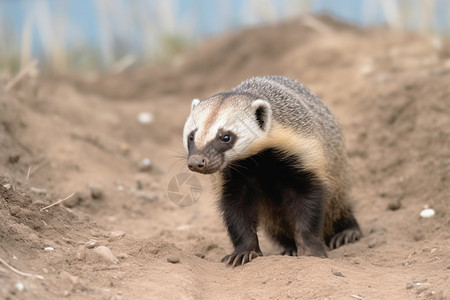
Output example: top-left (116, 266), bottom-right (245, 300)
top-left (1, 16), bottom-right (449, 299)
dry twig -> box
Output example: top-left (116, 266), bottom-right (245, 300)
top-left (40, 192), bottom-right (75, 212)
top-left (3, 60), bottom-right (38, 92)
top-left (26, 166), bottom-right (31, 182)
top-left (0, 256), bottom-right (44, 279)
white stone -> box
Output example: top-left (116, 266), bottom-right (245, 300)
top-left (15, 282), bottom-right (24, 292)
top-left (420, 208), bottom-right (435, 218)
top-left (137, 112), bottom-right (154, 124)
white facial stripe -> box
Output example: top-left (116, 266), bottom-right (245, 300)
top-left (195, 114), bottom-right (230, 148)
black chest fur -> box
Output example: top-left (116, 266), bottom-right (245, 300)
top-left (221, 149), bottom-right (324, 211)
top-left (219, 148), bottom-right (328, 264)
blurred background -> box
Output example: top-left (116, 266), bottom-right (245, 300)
top-left (1, 0), bottom-right (449, 74)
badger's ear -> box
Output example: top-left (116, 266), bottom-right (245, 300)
top-left (251, 99), bottom-right (272, 132)
top-left (191, 98), bottom-right (200, 111)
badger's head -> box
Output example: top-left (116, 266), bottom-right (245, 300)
top-left (183, 94), bottom-right (272, 174)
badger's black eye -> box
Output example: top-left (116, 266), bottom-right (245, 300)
top-left (221, 135), bottom-right (231, 143)
top-left (188, 133), bottom-right (194, 142)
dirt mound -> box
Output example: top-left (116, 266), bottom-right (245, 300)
top-left (0, 176), bottom-right (89, 298)
top-left (1, 16), bottom-right (449, 299)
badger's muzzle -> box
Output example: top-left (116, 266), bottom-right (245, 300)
top-left (188, 155), bottom-right (208, 173)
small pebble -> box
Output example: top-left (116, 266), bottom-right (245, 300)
top-left (9, 206), bottom-right (21, 216)
top-left (420, 208), bottom-right (435, 218)
top-left (2, 183), bottom-right (12, 190)
top-left (9, 154), bottom-right (20, 164)
top-left (167, 255), bottom-right (180, 264)
top-left (387, 199), bottom-right (401, 211)
top-left (108, 231), bottom-right (126, 241)
top-left (15, 282), bottom-right (24, 292)
top-left (90, 187), bottom-right (103, 199)
top-left (205, 243), bottom-right (218, 251)
top-left (136, 180), bottom-right (143, 190)
top-left (403, 259), bottom-right (416, 266)
top-left (85, 241), bottom-right (97, 249)
top-left (139, 158), bottom-right (152, 172)
top-left (137, 112), bottom-right (154, 124)
top-left (64, 192), bottom-right (84, 208)
top-left (331, 269), bottom-right (345, 277)
top-left (194, 252), bottom-right (206, 259)
top-left (93, 246), bottom-right (119, 264)
top-left (416, 282), bottom-right (431, 294)
top-left (90, 230), bottom-right (103, 237)
top-left (44, 247), bottom-right (54, 251)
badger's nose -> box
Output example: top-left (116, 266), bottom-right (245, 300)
top-left (188, 155), bottom-right (207, 172)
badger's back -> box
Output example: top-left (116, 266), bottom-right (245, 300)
top-left (232, 76), bottom-right (342, 149)
top-left (233, 76), bottom-right (351, 239)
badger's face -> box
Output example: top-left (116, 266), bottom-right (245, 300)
top-left (183, 95), bottom-right (272, 174)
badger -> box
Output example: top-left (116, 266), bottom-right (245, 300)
top-left (183, 76), bottom-right (361, 267)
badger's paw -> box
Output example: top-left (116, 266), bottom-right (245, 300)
top-left (329, 228), bottom-right (362, 249)
top-left (221, 250), bottom-right (262, 267)
top-left (281, 248), bottom-right (297, 256)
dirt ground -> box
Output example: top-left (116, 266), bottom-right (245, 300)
top-left (1, 16), bottom-right (450, 299)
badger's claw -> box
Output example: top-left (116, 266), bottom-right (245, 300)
top-left (329, 228), bottom-right (362, 249)
top-left (281, 248), bottom-right (297, 256)
top-left (221, 250), bottom-right (262, 267)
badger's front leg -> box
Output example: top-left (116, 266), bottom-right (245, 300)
top-left (289, 183), bottom-right (328, 258)
top-left (219, 183), bottom-right (262, 267)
